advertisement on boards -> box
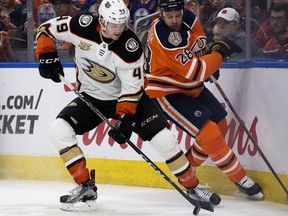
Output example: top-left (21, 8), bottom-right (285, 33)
top-left (0, 67), bottom-right (287, 174)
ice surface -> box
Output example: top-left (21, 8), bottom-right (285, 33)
top-left (0, 180), bottom-right (287, 216)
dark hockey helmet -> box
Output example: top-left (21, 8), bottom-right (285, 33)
top-left (159, 0), bottom-right (185, 11)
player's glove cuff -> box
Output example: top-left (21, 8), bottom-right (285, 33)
top-left (108, 114), bottom-right (134, 144)
top-left (210, 39), bottom-right (242, 60)
top-left (39, 51), bottom-right (64, 83)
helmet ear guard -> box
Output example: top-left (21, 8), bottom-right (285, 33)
top-left (98, 0), bottom-right (130, 29)
top-left (159, 0), bottom-right (185, 12)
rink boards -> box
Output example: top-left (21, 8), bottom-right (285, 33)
top-left (0, 64), bottom-right (288, 205)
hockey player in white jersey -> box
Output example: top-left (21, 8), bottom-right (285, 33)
top-left (35, 0), bottom-right (221, 211)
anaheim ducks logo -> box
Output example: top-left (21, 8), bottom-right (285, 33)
top-left (82, 58), bottom-right (115, 83)
top-left (168, 32), bottom-right (182, 46)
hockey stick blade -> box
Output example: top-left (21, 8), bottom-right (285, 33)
top-left (124, 136), bottom-right (214, 214)
top-left (59, 75), bottom-right (214, 214)
top-left (198, 201), bottom-right (214, 212)
top-left (193, 206), bottom-right (201, 215)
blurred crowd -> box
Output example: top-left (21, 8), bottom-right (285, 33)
top-left (0, 0), bottom-right (287, 62)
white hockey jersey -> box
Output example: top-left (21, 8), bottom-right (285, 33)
top-left (35, 13), bottom-right (145, 116)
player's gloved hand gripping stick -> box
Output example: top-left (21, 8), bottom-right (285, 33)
top-left (210, 39), bottom-right (242, 60)
top-left (108, 114), bottom-right (134, 144)
top-left (59, 74), bottom-right (214, 215)
top-left (38, 51), bottom-right (64, 83)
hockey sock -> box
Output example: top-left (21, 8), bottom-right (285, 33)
top-left (149, 128), bottom-right (198, 188)
top-left (185, 118), bottom-right (227, 167)
top-left (59, 145), bottom-right (90, 184)
top-left (217, 118), bottom-right (228, 137)
top-left (185, 145), bottom-right (209, 167)
top-left (166, 150), bottom-right (198, 188)
top-left (196, 120), bottom-right (246, 183)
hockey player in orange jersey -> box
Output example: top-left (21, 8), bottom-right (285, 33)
top-left (144, 0), bottom-right (263, 201)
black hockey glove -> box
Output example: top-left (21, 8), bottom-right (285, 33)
top-left (210, 39), bottom-right (242, 60)
top-left (38, 51), bottom-right (64, 83)
top-left (108, 114), bottom-right (134, 144)
top-left (205, 70), bottom-right (220, 82)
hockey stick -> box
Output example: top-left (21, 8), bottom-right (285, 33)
top-left (210, 75), bottom-right (288, 198)
top-left (59, 75), bottom-right (214, 215)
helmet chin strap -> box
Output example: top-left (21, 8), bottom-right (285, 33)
top-left (100, 29), bottom-right (111, 39)
top-left (99, 18), bottom-right (112, 39)
top-left (99, 17), bottom-right (107, 31)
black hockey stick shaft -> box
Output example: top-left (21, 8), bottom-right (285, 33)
top-left (210, 75), bottom-right (288, 197)
top-left (59, 75), bottom-right (208, 214)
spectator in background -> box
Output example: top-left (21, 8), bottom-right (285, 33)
top-left (0, 18), bottom-right (14, 61)
top-left (0, 0), bottom-right (26, 49)
top-left (0, 0), bottom-right (25, 30)
top-left (253, 0), bottom-right (287, 49)
top-left (34, 0), bottom-right (56, 28)
top-left (70, 0), bottom-right (85, 11)
top-left (128, 0), bottom-right (158, 27)
top-left (51, 0), bottom-right (79, 55)
top-left (183, 0), bottom-right (202, 17)
top-left (128, 0), bottom-right (158, 48)
top-left (263, 2), bottom-right (288, 60)
top-left (80, 0), bottom-right (101, 16)
top-left (51, 0), bottom-right (79, 17)
top-left (230, 0), bottom-right (264, 36)
top-left (13, 0), bottom-right (27, 48)
top-left (211, 7), bottom-right (246, 59)
top-left (200, 0), bottom-right (232, 41)
top-left (202, 0), bottom-right (231, 22)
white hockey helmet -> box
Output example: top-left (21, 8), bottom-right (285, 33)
top-left (99, 0), bottom-right (130, 28)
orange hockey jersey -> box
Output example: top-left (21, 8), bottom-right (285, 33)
top-left (144, 9), bottom-right (223, 98)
